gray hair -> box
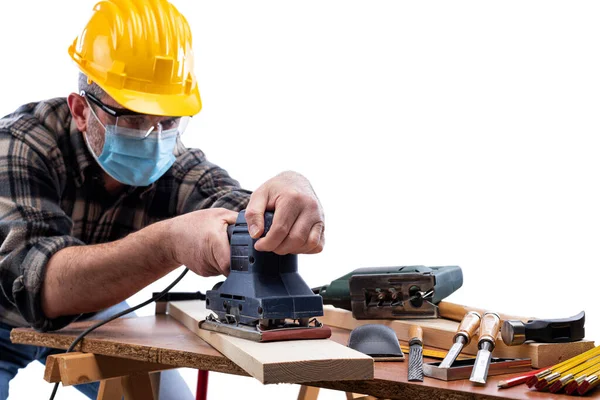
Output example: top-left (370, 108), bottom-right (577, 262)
top-left (78, 73), bottom-right (106, 98)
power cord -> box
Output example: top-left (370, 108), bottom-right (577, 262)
top-left (48, 267), bottom-right (190, 400)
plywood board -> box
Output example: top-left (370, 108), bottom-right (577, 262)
top-left (167, 300), bottom-right (374, 384)
top-left (320, 306), bottom-right (595, 368)
top-left (11, 315), bottom-right (248, 376)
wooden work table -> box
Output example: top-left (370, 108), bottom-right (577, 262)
top-left (10, 315), bottom-right (600, 400)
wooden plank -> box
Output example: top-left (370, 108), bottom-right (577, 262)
top-left (167, 300), bottom-right (374, 384)
top-left (320, 305), bottom-right (595, 368)
top-left (44, 352), bottom-right (174, 386)
top-left (97, 378), bottom-right (123, 400)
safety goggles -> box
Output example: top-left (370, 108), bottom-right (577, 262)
top-left (81, 91), bottom-right (190, 139)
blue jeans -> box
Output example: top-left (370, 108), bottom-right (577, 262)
top-left (0, 302), bottom-right (193, 400)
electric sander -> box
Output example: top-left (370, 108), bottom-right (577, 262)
top-left (200, 210), bottom-right (331, 342)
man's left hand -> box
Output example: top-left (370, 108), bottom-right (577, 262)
top-left (244, 171), bottom-right (325, 255)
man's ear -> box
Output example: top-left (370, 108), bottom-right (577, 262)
top-left (67, 92), bottom-right (89, 132)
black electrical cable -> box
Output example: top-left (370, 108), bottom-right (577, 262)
top-left (48, 267), bottom-right (189, 400)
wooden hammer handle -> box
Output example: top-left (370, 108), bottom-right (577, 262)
top-left (439, 301), bottom-right (534, 324)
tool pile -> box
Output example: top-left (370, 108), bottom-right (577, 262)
top-left (315, 266), bottom-right (595, 396)
top-left (190, 210), bottom-right (595, 396)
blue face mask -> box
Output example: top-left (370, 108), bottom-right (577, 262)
top-left (85, 125), bottom-right (178, 187)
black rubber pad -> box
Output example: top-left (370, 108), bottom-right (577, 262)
top-left (347, 324), bottom-right (404, 357)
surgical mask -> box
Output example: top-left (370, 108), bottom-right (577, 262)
top-left (85, 102), bottom-right (182, 187)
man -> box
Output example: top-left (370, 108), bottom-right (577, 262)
top-left (0, 0), bottom-right (325, 398)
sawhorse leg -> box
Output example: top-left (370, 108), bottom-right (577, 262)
top-left (44, 352), bottom-right (174, 400)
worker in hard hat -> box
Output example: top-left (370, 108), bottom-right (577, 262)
top-left (0, 1), bottom-right (325, 399)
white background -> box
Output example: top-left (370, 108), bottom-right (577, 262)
top-left (2, 1), bottom-right (600, 399)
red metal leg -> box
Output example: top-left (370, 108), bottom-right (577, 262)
top-left (196, 370), bottom-right (209, 400)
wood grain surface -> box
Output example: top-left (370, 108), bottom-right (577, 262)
top-left (10, 314), bottom-right (600, 399)
top-left (167, 300), bottom-right (373, 384)
top-left (438, 302), bottom-right (535, 324)
top-left (321, 305), bottom-right (595, 368)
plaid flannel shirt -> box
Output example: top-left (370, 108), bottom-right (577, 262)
top-left (0, 97), bottom-right (251, 331)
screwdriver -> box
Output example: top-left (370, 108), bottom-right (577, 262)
top-left (469, 312), bottom-right (501, 385)
top-left (439, 311), bottom-right (481, 369)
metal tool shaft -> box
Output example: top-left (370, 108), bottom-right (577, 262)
top-left (470, 341), bottom-right (493, 384)
top-left (440, 311), bottom-right (481, 369)
top-left (439, 336), bottom-right (466, 369)
top-left (469, 312), bottom-right (501, 385)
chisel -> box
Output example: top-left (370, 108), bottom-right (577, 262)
top-left (469, 312), bottom-right (501, 385)
top-left (408, 325), bottom-right (424, 382)
top-left (439, 311), bottom-right (481, 369)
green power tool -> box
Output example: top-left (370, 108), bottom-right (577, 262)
top-left (313, 266), bottom-right (463, 319)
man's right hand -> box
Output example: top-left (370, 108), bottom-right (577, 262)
top-left (164, 208), bottom-right (238, 277)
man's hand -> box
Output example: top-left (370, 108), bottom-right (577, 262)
top-left (244, 171), bottom-right (325, 255)
top-left (165, 208), bottom-right (238, 276)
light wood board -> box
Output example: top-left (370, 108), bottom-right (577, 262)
top-left (320, 305), bottom-right (595, 368)
top-left (167, 300), bottom-right (373, 384)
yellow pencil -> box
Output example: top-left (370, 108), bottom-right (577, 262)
top-left (578, 369), bottom-right (600, 395)
top-left (528, 345), bottom-right (600, 388)
top-left (565, 362), bottom-right (600, 395)
top-left (548, 355), bottom-right (600, 393)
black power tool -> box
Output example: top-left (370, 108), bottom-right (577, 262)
top-left (201, 211), bottom-right (331, 342)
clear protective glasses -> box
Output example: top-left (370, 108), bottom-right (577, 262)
top-left (81, 90), bottom-right (190, 139)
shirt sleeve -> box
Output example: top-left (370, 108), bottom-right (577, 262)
top-left (170, 143), bottom-right (252, 215)
top-left (0, 132), bottom-right (85, 331)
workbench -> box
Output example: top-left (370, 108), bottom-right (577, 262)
top-left (10, 314), bottom-right (599, 400)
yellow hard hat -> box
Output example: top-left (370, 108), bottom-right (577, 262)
top-left (68, 0), bottom-right (201, 117)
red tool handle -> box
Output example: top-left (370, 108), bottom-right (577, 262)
top-left (498, 368), bottom-right (545, 389)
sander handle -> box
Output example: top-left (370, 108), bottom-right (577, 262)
top-left (227, 211), bottom-right (274, 241)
